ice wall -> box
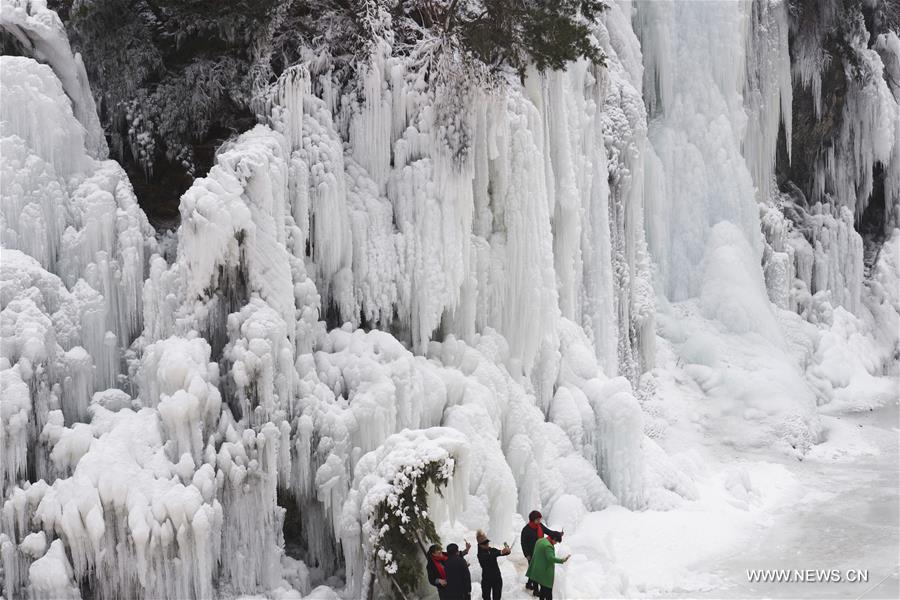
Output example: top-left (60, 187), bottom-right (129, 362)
top-left (1, 2), bottom-right (671, 595)
top-left (637, 0), bottom-right (764, 301)
top-left (758, 0), bottom-right (900, 386)
top-left (637, 0), bottom-right (898, 455)
top-left (263, 8), bottom-right (658, 391)
top-left (0, 0), bottom-right (107, 160)
top-left (1, 12), bottom-right (663, 591)
top-left (0, 53), bottom-right (160, 598)
top-left (137, 108), bottom-right (637, 591)
top-left (635, 0), bottom-right (833, 452)
top-left (780, 0), bottom-right (900, 325)
top-left (0, 52), bottom-right (155, 481)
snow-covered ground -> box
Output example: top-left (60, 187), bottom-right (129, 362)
top-left (692, 403), bottom-right (899, 599)
top-left (432, 395), bottom-right (898, 600)
top-left (476, 348), bottom-right (898, 599)
top-left (577, 403), bottom-right (897, 599)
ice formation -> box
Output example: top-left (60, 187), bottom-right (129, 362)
top-left (0, 0), bottom-right (107, 160)
top-left (1, 0), bottom-right (898, 599)
top-left (792, 1), bottom-right (900, 224)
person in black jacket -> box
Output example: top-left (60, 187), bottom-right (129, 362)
top-left (427, 541), bottom-right (472, 599)
top-left (476, 530), bottom-right (510, 600)
top-left (520, 510), bottom-right (562, 595)
top-left (444, 543), bottom-right (472, 600)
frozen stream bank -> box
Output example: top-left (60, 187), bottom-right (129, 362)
top-left (607, 400), bottom-right (900, 600)
top-left (692, 401), bottom-right (900, 600)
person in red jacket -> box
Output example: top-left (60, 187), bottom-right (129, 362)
top-left (520, 510), bottom-right (562, 595)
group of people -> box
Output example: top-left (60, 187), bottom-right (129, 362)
top-left (521, 510), bottom-right (569, 600)
top-left (425, 510), bottom-right (570, 600)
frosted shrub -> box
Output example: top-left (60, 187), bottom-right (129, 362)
top-left (391, 0), bottom-right (607, 78)
top-left (367, 458), bottom-right (449, 597)
top-left (343, 429), bottom-right (468, 599)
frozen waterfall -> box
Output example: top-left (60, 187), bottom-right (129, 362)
top-left (1, 0), bottom-right (898, 599)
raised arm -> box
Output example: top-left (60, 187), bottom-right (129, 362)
top-left (545, 543), bottom-right (566, 564)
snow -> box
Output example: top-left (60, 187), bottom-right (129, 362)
top-left (556, 459), bottom-right (797, 596)
top-left (27, 538), bottom-right (81, 600)
top-left (1, 0), bottom-right (898, 599)
top-left (663, 403), bottom-right (899, 599)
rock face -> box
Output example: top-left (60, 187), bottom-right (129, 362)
top-left (779, 0), bottom-right (900, 233)
top-left (1, 1), bottom-right (897, 599)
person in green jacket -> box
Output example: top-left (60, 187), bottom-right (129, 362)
top-left (524, 531), bottom-right (570, 600)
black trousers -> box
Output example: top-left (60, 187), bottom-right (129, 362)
top-left (538, 585), bottom-right (553, 600)
top-left (481, 578), bottom-right (502, 600)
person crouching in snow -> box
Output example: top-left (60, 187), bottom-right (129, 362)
top-left (525, 531), bottom-right (569, 600)
top-left (521, 510), bottom-right (562, 594)
top-left (476, 530), bottom-right (511, 600)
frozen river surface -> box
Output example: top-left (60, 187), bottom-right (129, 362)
top-left (660, 400), bottom-right (899, 599)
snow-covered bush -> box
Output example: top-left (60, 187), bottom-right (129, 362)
top-left (390, 0), bottom-right (607, 77)
top-left (342, 429), bottom-right (468, 599)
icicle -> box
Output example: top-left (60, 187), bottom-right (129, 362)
top-left (267, 64), bottom-right (311, 152)
top-left (588, 377), bottom-right (646, 510)
top-left (808, 35), bottom-right (900, 222)
top-left (743, 0), bottom-right (792, 203)
top-left (0, 57), bottom-right (90, 178)
top-left (60, 347), bottom-right (92, 425)
top-left (349, 41), bottom-right (394, 195)
top-left (635, 0), bottom-right (762, 302)
top-left (1, 364), bottom-right (31, 496)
